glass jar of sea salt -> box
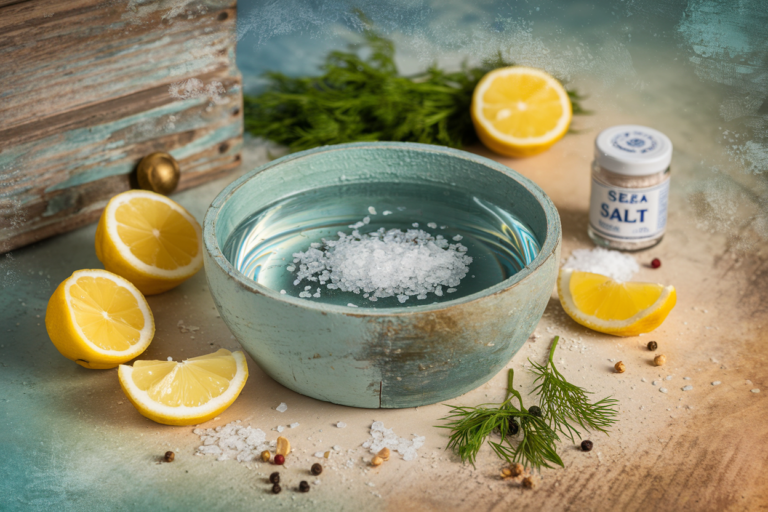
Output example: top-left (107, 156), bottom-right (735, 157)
top-left (588, 125), bottom-right (672, 251)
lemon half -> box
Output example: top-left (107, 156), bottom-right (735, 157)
top-left (471, 66), bottom-right (572, 158)
top-left (46, 269), bottom-right (154, 369)
top-left (95, 190), bottom-right (203, 295)
top-left (558, 269), bottom-right (676, 337)
top-left (119, 349), bottom-right (248, 426)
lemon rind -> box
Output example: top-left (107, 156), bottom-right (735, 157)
top-left (558, 268), bottom-right (675, 332)
top-left (65, 269), bottom-right (155, 357)
top-left (118, 350), bottom-right (248, 423)
top-left (472, 66), bottom-right (572, 146)
top-left (104, 190), bottom-right (203, 280)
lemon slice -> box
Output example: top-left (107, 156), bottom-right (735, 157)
top-left (471, 66), bottom-right (572, 158)
top-left (95, 190), bottom-right (203, 295)
top-left (118, 349), bottom-right (248, 426)
top-left (45, 269), bottom-right (154, 369)
top-left (558, 269), bottom-right (676, 337)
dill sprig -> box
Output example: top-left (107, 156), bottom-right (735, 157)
top-left (530, 336), bottom-right (619, 442)
top-left (243, 20), bottom-right (586, 152)
top-left (437, 369), bottom-right (563, 470)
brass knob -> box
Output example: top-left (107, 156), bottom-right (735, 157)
top-left (136, 152), bottom-right (180, 195)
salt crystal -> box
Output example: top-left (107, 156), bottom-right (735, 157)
top-left (652, 381), bottom-right (660, 386)
top-left (280, 290), bottom-right (286, 294)
top-left (666, 375), bottom-right (673, 380)
top-left (276, 425), bottom-right (285, 432)
top-left (711, 381), bottom-right (721, 386)
top-left (290, 221), bottom-right (472, 303)
top-left (314, 452), bottom-right (325, 458)
top-left (752, 389), bottom-right (761, 393)
top-left (290, 422), bottom-right (299, 428)
top-left (412, 223), bottom-right (419, 228)
top-left (683, 377), bottom-right (691, 380)
top-left (276, 402), bottom-right (288, 413)
top-left (427, 222), bottom-right (437, 229)
top-left (347, 303), bottom-right (358, 308)
top-left (362, 421), bottom-right (423, 461)
top-left (659, 388), bottom-right (668, 393)
top-left (383, 210), bottom-right (392, 216)
top-left (167, 357), bottom-right (173, 361)
top-left (452, 235), bottom-right (463, 241)
top-left (368, 206), bottom-right (377, 215)
top-left (336, 422), bottom-right (347, 428)
top-left (682, 385), bottom-right (693, 391)
top-left (562, 247), bottom-right (639, 282)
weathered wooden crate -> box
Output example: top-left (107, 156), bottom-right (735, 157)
top-left (0, 0), bottom-right (243, 253)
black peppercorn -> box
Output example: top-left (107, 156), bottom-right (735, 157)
top-left (528, 406), bottom-right (542, 417)
top-left (269, 472), bottom-right (280, 484)
top-left (164, 451), bottom-right (175, 462)
top-left (299, 481), bottom-right (310, 493)
top-left (271, 484), bottom-right (281, 494)
top-left (311, 463), bottom-right (323, 475)
top-left (505, 419), bottom-right (520, 436)
top-left (647, 341), bottom-right (658, 351)
top-left (581, 440), bottom-right (593, 452)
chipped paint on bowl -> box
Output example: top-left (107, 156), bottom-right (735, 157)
top-left (203, 142), bottom-right (561, 408)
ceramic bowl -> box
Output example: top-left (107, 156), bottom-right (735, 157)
top-left (203, 142), bottom-right (560, 408)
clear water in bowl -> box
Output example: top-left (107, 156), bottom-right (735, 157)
top-left (223, 181), bottom-right (540, 308)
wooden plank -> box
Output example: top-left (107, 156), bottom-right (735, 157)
top-left (0, 0), bottom-right (243, 252)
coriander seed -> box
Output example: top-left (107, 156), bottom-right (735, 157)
top-left (299, 481), bottom-right (310, 493)
top-left (510, 463), bottom-right (524, 477)
top-left (647, 341), bottom-right (658, 351)
top-left (274, 454), bottom-right (285, 465)
top-left (528, 405), bottom-right (542, 417)
top-left (261, 450), bottom-right (271, 462)
top-left (505, 419), bottom-right (520, 436)
top-left (164, 451), bottom-right (175, 463)
top-left (377, 447), bottom-right (391, 461)
top-left (654, 354), bottom-right (667, 366)
top-left (581, 440), bottom-right (593, 452)
top-left (371, 456), bottom-right (383, 467)
top-left (311, 463), bottom-right (323, 476)
top-left (271, 484), bottom-right (281, 494)
top-left (269, 472), bottom-right (280, 484)
top-left (614, 361), bottom-right (626, 373)
top-left (500, 467), bottom-right (513, 478)
top-left (522, 476), bottom-right (536, 489)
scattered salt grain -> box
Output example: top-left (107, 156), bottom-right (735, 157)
top-left (682, 385), bottom-right (693, 391)
top-left (711, 381), bottom-right (721, 386)
top-left (280, 290), bottom-right (286, 294)
top-left (427, 222), bottom-right (437, 229)
top-left (452, 235), bottom-right (463, 241)
top-left (347, 303), bottom-right (358, 308)
top-left (362, 421), bottom-right (425, 461)
top-left (562, 247), bottom-right (639, 282)
top-left (193, 421), bottom-right (273, 463)
top-left (412, 223), bottom-right (419, 228)
top-left (276, 402), bottom-right (288, 413)
top-left (752, 389), bottom-right (761, 393)
top-left (314, 452), bottom-right (325, 458)
top-left (276, 425), bottom-right (285, 432)
top-left (336, 422), bottom-right (347, 428)
top-left (652, 381), bottom-right (661, 386)
top-left (167, 357), bottom-right (173, 361)
top-left (666, 375), bottom-right (673, 380)
top-left (368, 206), bottom-right (377, 215)
top-left (659, 388), bottom-right (668, 393)
top-left (290, 422), bottom-right (299, 429)
top-left (683, 377), bottom-right (691, 380)
top-left (383, 210), bottom-right (392, 216)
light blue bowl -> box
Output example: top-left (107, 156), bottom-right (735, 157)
top-left (203, 142), bottom-right (561, 408)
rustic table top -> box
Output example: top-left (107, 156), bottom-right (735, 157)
top-left (2, 109), bottom-right (767, 510)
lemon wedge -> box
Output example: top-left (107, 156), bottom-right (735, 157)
top-left (45, 269), bottom-right (154, 369)
top-left (118, 349), bottom-right (248, 426)
top-left (471, 66), bottom-right (572, 158)
top-left (558, 269), bottom-right (676, 337)
top-left (95, 190), bottom-right (203, 295)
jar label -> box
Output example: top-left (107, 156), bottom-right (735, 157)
top-left (589, 178), bottom-right (669, 241)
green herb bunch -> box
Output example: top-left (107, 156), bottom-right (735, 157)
top-left (243, 21), bottom-right (586, 152)
top-left (438, 336), bottom-right (617, 470)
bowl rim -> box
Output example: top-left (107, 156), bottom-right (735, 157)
top-left (203, 141), bottom-right (561, 317)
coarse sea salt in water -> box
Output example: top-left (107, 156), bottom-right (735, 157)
top-left (223, 181), bottom-right (541, 308)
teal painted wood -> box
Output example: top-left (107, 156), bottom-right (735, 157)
top-left (0, 0), bottom-right (242, 253)
top-left (204, 142), bottom-right (561, 408)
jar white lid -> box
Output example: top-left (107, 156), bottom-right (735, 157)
top-left (595, 125), bottom-right (672, 176)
